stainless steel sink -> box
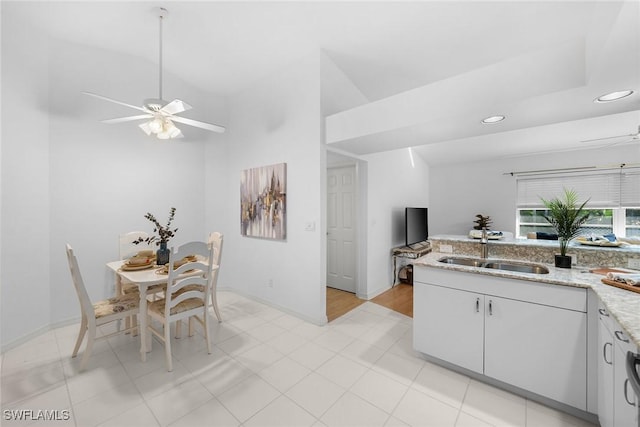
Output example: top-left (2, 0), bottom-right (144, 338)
top-left (437, 257), bottom-right (485, 267)
top-left (437, 257), bottom-right (549, 274)
top-left (483, 262), bottom-right (549, 275)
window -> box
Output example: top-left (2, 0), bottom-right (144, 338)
top-left (515, 167), bottom-right (640, 238)
top-left (516, 208), bottom-right (640, 237)
top-left (626, 208), bottom-right (640, 237)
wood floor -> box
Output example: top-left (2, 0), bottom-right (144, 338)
top-left (371, 283), bottom-right (413, 317)
top-left (326, 283), bottom-right (413, 322)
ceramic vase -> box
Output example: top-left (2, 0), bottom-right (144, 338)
top-left (156, 241), bottom-right (170, 266)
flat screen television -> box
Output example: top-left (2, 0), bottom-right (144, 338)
top-left (405, 207), bottom-right (428, 247)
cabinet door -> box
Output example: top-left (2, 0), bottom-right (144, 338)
top-left (597, 316), bottom-right (615, 427)
top-left (484, 296), bottom-right (587, 410)
top-left (414, 282), bottom-right (484, 373)
top-left (613, 332), bottom-right (639, 427)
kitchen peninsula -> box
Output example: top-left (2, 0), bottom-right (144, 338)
top-left (418, 234), bottom-right (640, 345)
top-left (412, 234), bottom-right (640, 425)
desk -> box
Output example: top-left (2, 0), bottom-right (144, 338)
top-left (391, 242), bottom-right (431, 286)
top-left (106, 260), bottom-right (218, 362)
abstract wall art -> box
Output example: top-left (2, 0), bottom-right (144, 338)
top-left (240, 163), bottom-right (287, 240)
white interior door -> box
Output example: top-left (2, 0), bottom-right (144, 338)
top-left (327, 166), bottom-right (357, 293)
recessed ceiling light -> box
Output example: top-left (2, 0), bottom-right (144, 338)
top-left (481, 115), bottom-right (505, 124)
top-left (594, 90), bottom-right (635, 103)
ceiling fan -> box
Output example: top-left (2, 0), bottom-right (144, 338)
top-left (580, 125), bottom-right (639, 147)
top-left (83, 8), bottom-right (225, 139)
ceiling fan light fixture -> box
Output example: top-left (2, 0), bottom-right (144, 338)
top-left (148, 117), bottom-right (164, 133)
top-left (481, 115), bottom-right (505, 124)
top-left (140, 117), bottom-right (181, 139)
top-left (139, 121), bottom-right (153, 136)
top-left (164, 120), bottom-right (182, 139)
top-left (594, 90), bottom-right (635, 103)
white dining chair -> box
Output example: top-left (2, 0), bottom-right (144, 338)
top-left (119, 231), bottom-right (152, 260)
top-left (208, 232), bottom-right (224, 322)
top-left (175, 232), bottom-right (224, 338)
top-left (147, 241), bottom-right (215, 371)
top-left (117, 231), bottom-right (160, 332)
top-left (66, 244), bottom-right (140, 371)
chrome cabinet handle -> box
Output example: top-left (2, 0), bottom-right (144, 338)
top-left (627, 351), bottom-right (640, 397)
top-left (603, 342), bottom-right (613, 365)
top-left (624, 379), bottom-right (636, 406)
top-left (476, 298), bottom-right (480, 313)
top-left (488, 300), bottom-right (493, 316)
top-left (615, 330), bottom-right (630, 343)
top-left (598, 308), bottom-right (609, 317)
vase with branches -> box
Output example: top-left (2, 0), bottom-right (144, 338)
top-left (133, 207), bottom-right (178, 265)
top-left (540, 189), bottom-right (590, 268)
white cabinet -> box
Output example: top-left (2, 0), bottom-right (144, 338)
top-left (598, 303), bottom-right (639, 427)
top-left (598, 308), bottom-right (615, 427)
top-left (614, 339), bottom-right (638, 427)
top-left (484, 295), bottom-right (587, 409)
top-left (414, 283), bottom-right (484, 373)
top-left (413, 267), bottom-right (588, 410)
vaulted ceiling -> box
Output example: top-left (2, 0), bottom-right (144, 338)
top-left (5, 1), bottom-right (639, 162)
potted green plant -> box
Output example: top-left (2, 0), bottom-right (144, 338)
top-left (540, 189), bottom-right (590, 268)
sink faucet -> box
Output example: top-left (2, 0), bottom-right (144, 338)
top-left (480, 227), bottom-right (489, 258)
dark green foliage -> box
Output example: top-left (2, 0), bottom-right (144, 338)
top-left (473, 214), bottom-right (492, 230)
top-left (133, 207), bottom-right (178, 246)
top-left (540, 189), bottom-right (590, 256)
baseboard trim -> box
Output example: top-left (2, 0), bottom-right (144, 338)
top-left (2, 316), bottom-right (80, 354)
top-left (360, 284), bottom-right (392, 300)
top-left (218, 287), bottom-right (328, 326)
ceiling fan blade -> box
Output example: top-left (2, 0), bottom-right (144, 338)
top-left (609, 136), bottom-right (639, 146)
top-left (580, 133), bottom-right (633, 143)
top-left (102, 114), bottom-right (153, 124)
top-left (170, 116), bottom-right (226, 133)
top-left (160, 99), bottom-right (192, 115)
top-left (82, 91), bottom-right (149, 113)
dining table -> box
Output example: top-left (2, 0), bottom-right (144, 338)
top-left (106, 259), bottom-right (218, 362)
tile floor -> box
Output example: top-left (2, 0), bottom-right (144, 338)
top-left (1, 291), bottom-right (597, 427)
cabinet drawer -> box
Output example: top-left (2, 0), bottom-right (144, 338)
top-left (415, 266), bottom-right (586, 312)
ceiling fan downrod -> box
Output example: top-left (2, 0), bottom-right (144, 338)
top-left (158, 7), bottom-right (166, 102)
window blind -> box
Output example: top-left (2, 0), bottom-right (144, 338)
top-left (621, 169), bottom-right (640, 206)
top-left (516, 168), bottom-right (640, 209)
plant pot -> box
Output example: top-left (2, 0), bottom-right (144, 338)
top-left (156, 242), bottom-right (170, 266)
top-left (554, 254), bottom-right (572, 269)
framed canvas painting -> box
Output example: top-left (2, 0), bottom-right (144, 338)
top-left (240, 163), bottom-right (287, 240)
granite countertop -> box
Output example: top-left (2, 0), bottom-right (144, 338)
top-left (414, 251), bottom-right (640, 348)
top-left (430, 234), bottom-right (640, 253)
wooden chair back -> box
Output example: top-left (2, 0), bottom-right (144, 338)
top-left (164, 241), bottom-right (214, 318)
top-left (208, 232), bottom-right (223, 279)
top-left (65, 244), bottom-right (96, 328)
top-left (119, 231), bottom-right (151, 260)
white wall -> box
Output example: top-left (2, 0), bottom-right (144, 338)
top-left (1, 16), bottom-right (227, 348)
top-left (362, 149), bottom-right (429, 297)
top-left (428, 144), bottom-right (639, 236)
top-left (320, 53), bottom-right (431, 298)
top-left (320, 51), bottom-right (369, 117)
top-left (1, 15), bottom-right (52, 346)
top-left (215, 53), bottom-right (326, 324)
